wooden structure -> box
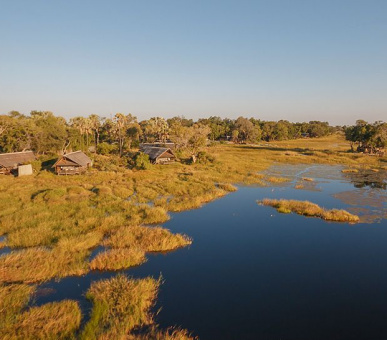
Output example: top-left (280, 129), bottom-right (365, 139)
top-left (18, 164), bottom-right (33, 176)
top-left (140, 141), bottom-right (175, 150)
top-left (0, 151), bottom-right (35, 175)
top-left (53, 151), bottom-right (92, 175)
top-left (140, 146), bottom-right (176, 164)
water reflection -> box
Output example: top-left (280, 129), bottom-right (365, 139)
top-left (343, 169), bottom-right (387, 189)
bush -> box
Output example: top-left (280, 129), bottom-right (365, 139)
top-left (97, 142), bottom-right (118, 155)
top-left (196, 151), bottom-right (215, 164)
top-left (135, 152), bottom-right (151, 170)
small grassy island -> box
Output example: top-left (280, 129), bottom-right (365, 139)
top-left (259, 199), bottom-right (360, 222)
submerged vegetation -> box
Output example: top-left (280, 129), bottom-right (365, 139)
top-left (259, 199), bottom-right (360, 223)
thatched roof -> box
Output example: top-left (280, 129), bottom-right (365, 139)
top-left (54, 151), bottom-right (91, 167)
top-left (140, 146), bottom-right (175, 161)
top-left (0, 151), bottom-right (35, 168)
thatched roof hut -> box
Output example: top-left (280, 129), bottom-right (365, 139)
top-left (53, 151), bottom-right (92, 175)
top-left (140, 146), bottom-right (176, 164)
top-left (0, 151), bottom-right (35, 175)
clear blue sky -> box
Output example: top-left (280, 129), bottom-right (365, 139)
top-left (1, 0), bottom-right (386, 125)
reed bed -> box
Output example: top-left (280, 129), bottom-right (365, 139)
top-left (259, 199), bottom-right (360, 222)
top-left (0, 283), bottom-right (36, 329)
top-left (130, 327), bottom-right (196, 340)
top-left (3, 300), bottom-right (81, 340)
top-left (104, 225), bottom-right (192, 252)
top-left (265, 176), bottom-right (290, 183)
top-left (0, 134), bottom-right (383, 336)
top-left (81, 275), bottom-right (159, 339)
top-left (342, 169), bottom-right (359, 173)
top-left (217, 183), bottom-right (238, 192)
top-left (90, 248), bottom-right (147, 271)
top-left (0, 247), bottom-right (89, 283)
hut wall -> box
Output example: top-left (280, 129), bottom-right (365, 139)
top-left (18, 164), bottom-right (33, 176)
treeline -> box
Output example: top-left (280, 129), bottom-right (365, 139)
top-left (0, 110), bottom-right (338, 155)
top-left (345, 120), bottom-right (387, 154)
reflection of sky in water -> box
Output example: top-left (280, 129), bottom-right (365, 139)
top-left (28, 165), bottom-right (387, 339)
top-left (0, 235), bottom-right (10, 256)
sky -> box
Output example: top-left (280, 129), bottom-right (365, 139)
top-left (0, 0), bottom-right (386, 125)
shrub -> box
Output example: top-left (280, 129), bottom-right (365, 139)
top-left (134, 152), bottom-right (152, 170)
top-left (97, 142), bottom-right (118, 155)
top-left (196, 151), bottom-right (215, 164)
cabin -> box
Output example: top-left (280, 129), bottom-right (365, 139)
top-left (53, 151), bottom-right (92, 175)
top-left (140, 146), bottom-right (176, 164)
top-left (0, 151), bottom-right (35, 175)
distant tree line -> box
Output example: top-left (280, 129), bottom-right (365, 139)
top-left (0, 110), bottom-right (343, 156)
top-left (345, 120), bottom-right (387, 154)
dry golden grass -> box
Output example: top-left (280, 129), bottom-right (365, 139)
top-left (104, 225), bottom-right (192, 252)
top-left (81, 274), bottom-right (159, 339)
top-left (3, 300), bottom-right (81, 340)
top-left (129, 327), bottom-right (197, 340)
top-left (0, 247), bottom-right (89, 283)
top-left (259, 199), bottom-right (360, 223)
top-left (342, 169), bottom-right (359, 173)
top-left (90, 248), bottom-right (147, 271)
top-left (0, 133), bottom-right (384, 335)
top-left (0, 283), bottom-right (36, 329)
top-left (265, 176), bottom-right (290, 183)
top-left (216, 183), bottom-right (238, 192)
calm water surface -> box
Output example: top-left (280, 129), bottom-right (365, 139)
top-left (36, 165), bottom-right (387, 340)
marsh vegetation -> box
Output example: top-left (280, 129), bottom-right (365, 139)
top-left (259, 198), bottom-right (360, 222)
top-left (0, 133), bottom-right (386, 338)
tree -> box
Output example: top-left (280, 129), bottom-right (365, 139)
top-left (187, 124), bottom-right (211, 162)
top-left (89, 114), bottom-right (103, 151)
top-left (142, 117), bottom-right (169, 143)
top-left (233, 117), bottom-right (261, 143)
top-left (70, 116), bottom-right (92, 150)
top-left (30, 111), bottom-right (68, 154)
top-left (113, 113), bottom-right (138, 157)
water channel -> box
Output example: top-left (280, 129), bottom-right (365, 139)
top-left (34, 164), bottom-right (387, 339)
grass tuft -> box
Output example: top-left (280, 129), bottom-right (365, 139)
top-left (0, 247), bottom-right (89, 283)
top-left (259, 199), bottom-right (359, 222)
top-left (104, 225), bottom-right (192, 252)
top-left (217, 183), bottom-right (238, 192)
top-left (90, 248), bottom-right (147, 271)
top-left (4, 300), bottom-right (81, 340)
top-left (81, 274), bottom-right (159, 339)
